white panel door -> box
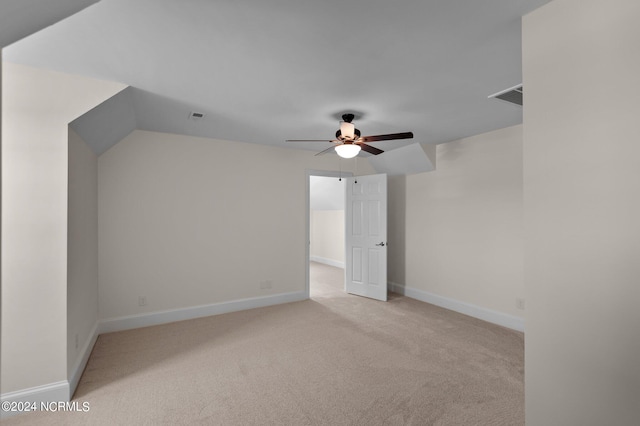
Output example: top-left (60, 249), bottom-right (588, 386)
top-left (345, 173), bottom-right (387, 301)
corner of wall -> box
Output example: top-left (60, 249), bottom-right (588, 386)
top-left (420, 143), bottom-right (437, 170)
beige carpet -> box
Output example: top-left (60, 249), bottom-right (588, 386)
top-left (5, 262), bottom-right (524, 425)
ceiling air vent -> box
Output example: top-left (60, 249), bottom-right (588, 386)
top-left (189, 111), bottom-right (205, 120)
top-left (488, 84), bottom-right (523, 106)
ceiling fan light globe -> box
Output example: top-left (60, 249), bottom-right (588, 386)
top-left (335, 144), bottom-right (361, 159)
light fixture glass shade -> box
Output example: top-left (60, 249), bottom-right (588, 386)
top-left (339, 121), bottom-right (355, 140)
top-left (335, 143), bottom-right (361, 159)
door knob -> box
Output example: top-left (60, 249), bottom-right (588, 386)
top-left (375, 242), bottom-right (386, 247)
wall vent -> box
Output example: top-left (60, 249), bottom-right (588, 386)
top-left (488, 84), bottom-right (523, 106)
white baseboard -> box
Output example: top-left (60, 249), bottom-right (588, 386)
top-left (69, 322), bottom-right (99, 399)
top-left (99, 291), bottom-right (307, 334)
top-left (388, 282), bottom-right (524, 332)
top-left (310, 256), bottom-right (345, 269)
top-left (1, 292), bottom-right (307, 419)
top-left (0, 381), bottom-right (69, 420)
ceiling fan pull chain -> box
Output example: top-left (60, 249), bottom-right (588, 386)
top-left (338, 156), bottom-right (342, 181)
top-left (355, 157), bottom-right (358, 184)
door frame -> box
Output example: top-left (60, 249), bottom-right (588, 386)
top-left (305, 169), bottom-right (353, 299)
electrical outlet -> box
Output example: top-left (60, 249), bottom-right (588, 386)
top-left (516, 298), bottom-right (525, 310)
top-left (138, 296), bottom-right (147, 306)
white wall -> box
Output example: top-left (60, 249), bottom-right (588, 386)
top-left (402, 125), bottom-right (524, 323)
top-left (2, 3), bottom-right (103, 407)
top-left (67, 127), bottom-right (98, 383)
top-left (309, 176), bottom-right (345, 267)
top-left (98, 130), bottom-right (373, 320)
top-left (310, 210), bottom-right (344, 267)
top-left (523, 0), bottom-right (640, 424)
top-left (310, 175), bottom-right (344, 211)
top-left (1, 62), bottom-right (124, 395)
top-left (387, 175), bottom-right (407, 285)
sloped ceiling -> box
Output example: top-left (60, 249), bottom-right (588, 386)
top-left (0, 0), bottom-right (99, 48)
top-left (4, 0), bottom-right (550, 157)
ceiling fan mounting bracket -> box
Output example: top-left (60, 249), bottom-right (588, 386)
top-left (341, 113), bottom-right (355, 123)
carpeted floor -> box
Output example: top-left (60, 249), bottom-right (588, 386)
top-left (4, 262), bottom-right (524, 425)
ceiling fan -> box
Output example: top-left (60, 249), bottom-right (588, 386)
top-left (286, 113), bottom-right (414, 158)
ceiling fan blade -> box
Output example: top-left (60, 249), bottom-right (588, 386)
top-left (360, 132), bottom-right (414, 143)
top-left (286, 139), bottom-right (333, 143)
top-left (314, 145), bottom-right (337, 156)
top-left (358, 143), bottom-right (384, 155)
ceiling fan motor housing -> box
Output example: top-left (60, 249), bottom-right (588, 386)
top-left (336, 128), bottom-right (361, 141)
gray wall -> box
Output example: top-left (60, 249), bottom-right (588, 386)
top-left (400, 125), bottom-right (524, 320)
top-left (523, 0), bottom-right (640, 424)
top-left (98, 130), bottom-right (372, 320)
top-left (1, 62), bottom-right (123, 395)
top-left (67, 128), bottom-right (99, 382)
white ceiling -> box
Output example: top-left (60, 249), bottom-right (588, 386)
top-left (3, 0), bottom-right (550, 155)
top-left (0, 0), bottom-right (98, 48)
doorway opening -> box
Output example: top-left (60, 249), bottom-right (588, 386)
top-left (305, 170), bottom-right (351, 299)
